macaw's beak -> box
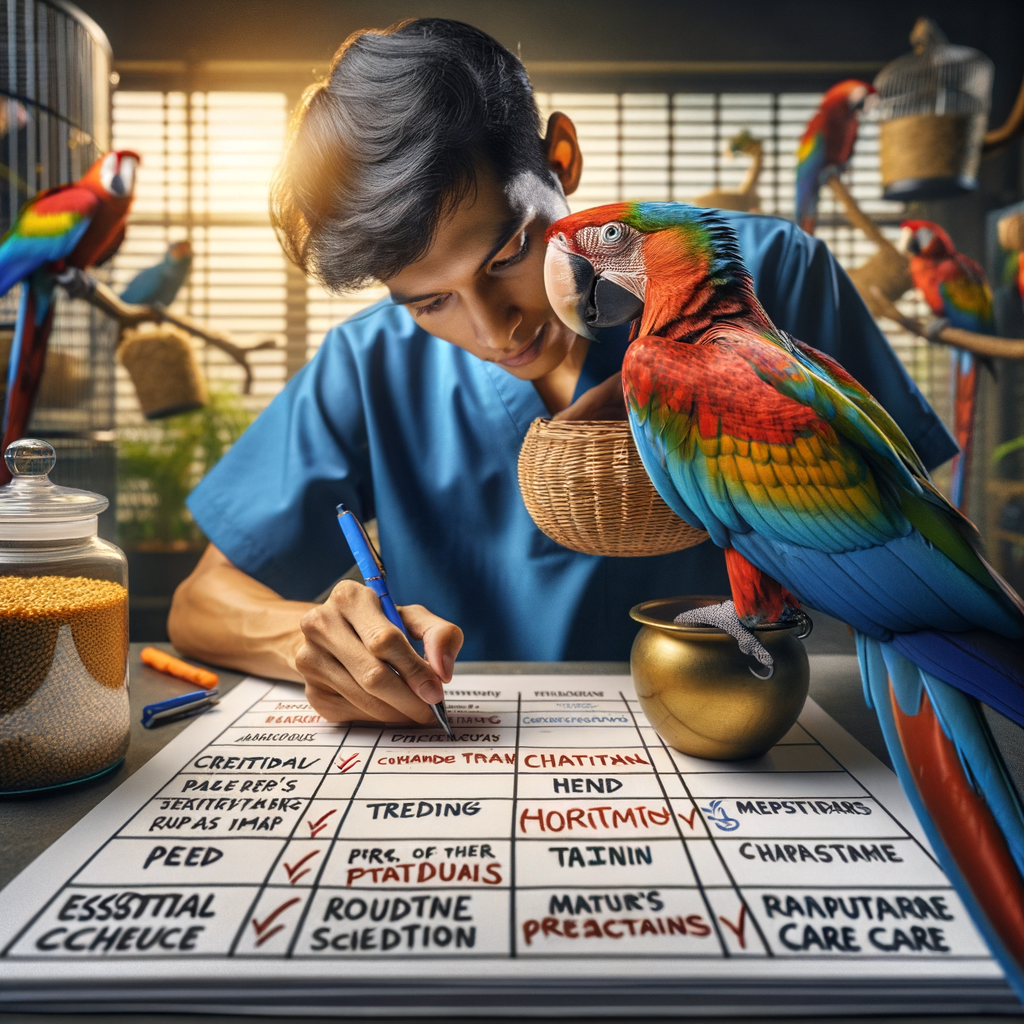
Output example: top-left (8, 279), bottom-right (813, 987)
top-left (544, 238), bottom-right (644, 342)
top-left (897, 225), bottom-right (920, 256)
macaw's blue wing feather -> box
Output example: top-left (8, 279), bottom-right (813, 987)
top-left (609, 203), bottom-right (1024, 998)
top-left (859, 634), bottom-right (1024, 1000)
top-left (888, 629), bottom-right (1024, 724)
top-left (795, 129), bottom-right (826, 230)
top-left (734, 527), bottom-right (1024, 641)
top-left (624, 321), bottom-right (1024, 718)
top-left (0, 188), bottom-right (97, 297)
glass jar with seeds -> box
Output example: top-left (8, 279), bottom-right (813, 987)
top-left (0, 439), bottom-right (129, 792)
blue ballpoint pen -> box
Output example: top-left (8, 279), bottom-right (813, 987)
top-left (336, 503), bottom-right (455, 740)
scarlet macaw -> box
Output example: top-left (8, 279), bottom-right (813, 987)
top-left (0, 150), bottom-right (139, 483)
top-left (795, 80), bottom-right (874, 234)
top-left (544, 201), bottom-right (1024, 996)
top-left (120, 239), bottom-right (192, 307)
top-left (899, 220), bottom-right (994, 512)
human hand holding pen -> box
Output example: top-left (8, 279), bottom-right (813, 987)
top-left (297, 581), bottom-right (462, 725)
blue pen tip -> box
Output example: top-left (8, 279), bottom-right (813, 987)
top-left (336, 502), bottom-right (348, 515)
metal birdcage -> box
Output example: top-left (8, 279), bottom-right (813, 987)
top-left (875, 17), bottom-right (993, 201)
top-left (0, 0), bottom-right (117, 536)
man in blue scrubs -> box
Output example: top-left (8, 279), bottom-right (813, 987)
top-left (170, 19), bottom-right (955, 725)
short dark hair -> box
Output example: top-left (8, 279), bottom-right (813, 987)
top-left (271, 18), bottom-right (550, 291)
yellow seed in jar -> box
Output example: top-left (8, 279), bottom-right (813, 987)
top-left (1, 575), bottom-right (129, 791)
top-left (0, 575), bottom-right (126, 616)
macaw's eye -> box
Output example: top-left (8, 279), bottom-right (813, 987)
top-left (600, 223), bottom-right (625, 245)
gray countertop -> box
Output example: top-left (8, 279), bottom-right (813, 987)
top-left (3, 631), bottom-right (1006, 1023)
top-left (0, 631), bottom-right (883, 892)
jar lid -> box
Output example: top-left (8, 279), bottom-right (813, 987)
top-left (0, 439), bottom-right (107, 539)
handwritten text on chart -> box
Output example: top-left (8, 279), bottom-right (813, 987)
top-left (0, 680), bottom-right (992, 966)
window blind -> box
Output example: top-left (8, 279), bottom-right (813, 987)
top-left (109, 88), bottom-right (948, 473)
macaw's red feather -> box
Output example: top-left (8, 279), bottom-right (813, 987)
top-left (890, 684), bottom-right (1024, 973)
top-left (0, 286), bottom-right (54, 484)
top-left (627, 329), bottom-right (824, 446)
top-left (725, 546), bottom-right (800, 624)
top-left (30, 185), bottom-right (98, 218)
top-left (910, 252), bottom-right (991, 321)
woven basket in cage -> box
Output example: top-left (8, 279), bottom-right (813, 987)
top-left (119, 325), bottom-right (208, 419)
top-left (875, 18), bottom-right (992, 201)
top-left (998, 211), bottom-right (1024, 253)
top-left (518, 418), bottom-right (708, 557)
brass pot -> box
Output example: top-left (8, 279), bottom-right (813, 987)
top-left (630, 596), bottom-right (809, 761)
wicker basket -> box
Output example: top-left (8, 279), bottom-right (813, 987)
top-left (119, 325), bottom-right (208, 419)
top-left (518, 418), bottom-right (708, 557)
top-left (998, 212), bottom-right (1024, 253)
top-left (879, 114), bottom-right (984, 200)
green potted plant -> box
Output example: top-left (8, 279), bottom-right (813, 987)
top-left (118, 388), bottom-right (251, 639)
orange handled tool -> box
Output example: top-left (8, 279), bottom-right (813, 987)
top-left (140, 646), bottom-right (218, 690)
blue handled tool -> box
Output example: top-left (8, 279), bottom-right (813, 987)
top-left (142, 689), bottom-right (220, 728)
top-left (336, 503), bottom-right (455, 740)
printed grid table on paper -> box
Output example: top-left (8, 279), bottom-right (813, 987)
top-left (1, 676), bottom-right (991, 969)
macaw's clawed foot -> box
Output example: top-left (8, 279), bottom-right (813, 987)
top-left (674, 599), bottom-right (776, 678)
top-left (55, 266), bottom-right (96, 301)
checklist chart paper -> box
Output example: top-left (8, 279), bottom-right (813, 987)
top-left (0, 676), bottom-right (1016, 1015)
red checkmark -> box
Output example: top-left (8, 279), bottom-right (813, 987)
top-left (337, 753), bottom-right (360, 773)
top-left (251, 896), bottom-right (301, 947)
top-left (283, 849), bottom-right (321, 885)
top-left (719, 904), bottom-right (747, 949)
top-left (678, 806), bottom-right (698, 829)
top-left (307, 808), bottom-right (337, 838)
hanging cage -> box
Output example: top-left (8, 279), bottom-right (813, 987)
top-left (0, 0), bottom-right (117, 535)
top-left (874, 17), bottom-right (993, 201)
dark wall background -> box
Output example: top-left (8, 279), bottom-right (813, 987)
top-left (69, 2), bottom-right (1018, 68)
top-left (73, 0), bottom-right (1024, 120)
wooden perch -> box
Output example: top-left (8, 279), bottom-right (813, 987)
top-left (826, 177), bottom-right (892, 250)
top-left (869, 285), bottom-right (1024, 360)
top-left (826, 177), bottom-right (913, 317)
top-left (56, 269), bottom-right (275, 395)
top-left (983, 69), bottom-right (1024, 155)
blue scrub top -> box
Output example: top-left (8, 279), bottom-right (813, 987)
top-left (188, 212), bottom-right (956, 662)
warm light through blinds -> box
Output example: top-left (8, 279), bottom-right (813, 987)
top-left (110, 91), bottom-right (289, 422)
top-left (110, 88), bottom-right (947, 449)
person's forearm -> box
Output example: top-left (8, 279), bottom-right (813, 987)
top-left (167, 545), bottom-right (315, 682)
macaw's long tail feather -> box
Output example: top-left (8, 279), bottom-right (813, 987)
top-left (0, 278), bottom-right (54, 484)
top-left (889, 628), bottom-right (1024, 729)
top-left (858, 633), bottom-right (1024, 1000)
top-left (950, 349), bottom-right (977, 511)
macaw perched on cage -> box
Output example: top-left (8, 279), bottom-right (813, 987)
top-left (0, 149), bottom-right (139, 483)
top-left (120, 239), bottom-right (193, 307)
top-left (899, 219), bottom-right (994, 512)
top-left (543, 200), bottom-right (1024, 997)
top-left (794, 80), bottom-right (875, 234)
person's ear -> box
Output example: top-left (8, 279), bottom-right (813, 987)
top-left (544, 112), bottom-right (582, 196)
